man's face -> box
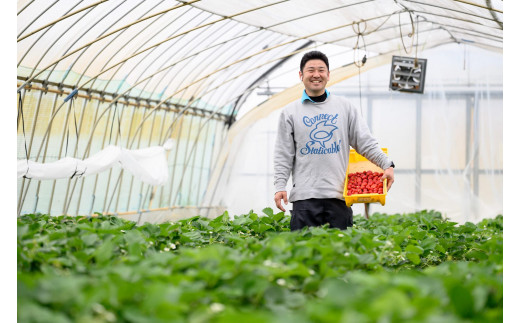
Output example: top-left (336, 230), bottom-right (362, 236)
top-left (299, 59), bottom-right (330, 97)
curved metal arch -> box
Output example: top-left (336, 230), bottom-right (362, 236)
top-left (41, 1), bottom-right (129, 84)
top-left (139, 21), bottom-right (252, 101)
top-left (150, 25), bottom-right (278, 112)
top-left (18, 0), bottom-right (36, 15)
top-left (17, 0), bottom-right (200, 91)
top-left (402, 0), bottom-right (502, 25)
top-left (208, 34), bottom-right (293, 116)
top-left (18, 0), bottom-right (108, 42)
top-left (101, 3), bottom-right (401, 110)
top-left (189, 0), bottom-right (375, 40)
top-left (452, 0), bottom-right (502, 13)
top-left (230, 40), bottom-right (314, 119)
top-left (163, 35), bottom-right (282, 162)
top-left (21, 0), bottom-right (282, 102)
top-left (58, 0), bottom-right (145, 86)
top-left (78, 0), bottom-right (289, 94)
top-left (18, 0), bottom-right (85, 67)
top-left (131, 12), bottom-right (227, 99)
top-left (414, 19), bottom-right (502, 41)
top-left (91, 5), bottom-right (201, 93)
top-left (411, 9), bottom-right (502, 30)
top-left (214, 33), bottom-right (296, 91)
top-left (17, 0), bottom-right (59, 39)
top-left (152, 32), bottom-right (282, 145)
top-left (21, 6), bottom-right (96, 82)
top-left (485, 0), bottom-right (503, 29)
top-left (155, 38), bottom-right (301, 160)
top-left (141, 23), bottom-right (253, 118)
top-left (96, 5), bottom-right (209, 94)
top-left (74, 0), bottom-right (170, 89)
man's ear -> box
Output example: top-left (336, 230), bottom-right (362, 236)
top-left (299, 71), bottom-right (303, 81)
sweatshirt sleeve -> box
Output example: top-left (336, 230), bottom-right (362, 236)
top-left (347, 103), bottom-right (392, 170)
top-left (273, 109), bottom-right (295, 192)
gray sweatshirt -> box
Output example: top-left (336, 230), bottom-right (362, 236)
top-left (273, 92), bottom-right (392, 202)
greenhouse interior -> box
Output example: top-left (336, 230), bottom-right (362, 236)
top-left (17, 0), bottom-right (507, 322)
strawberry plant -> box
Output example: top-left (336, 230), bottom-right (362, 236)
top-left (18, 209), bottom-right (502, 322)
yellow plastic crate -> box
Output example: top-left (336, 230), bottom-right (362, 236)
top-left (343, 148), bottom-right (388, 207)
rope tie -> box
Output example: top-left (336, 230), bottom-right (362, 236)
top-left (399, 10), bottom-right (416, 55)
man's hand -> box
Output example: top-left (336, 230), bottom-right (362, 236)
top-left (381, 167), bottom-right (395, 191)
top-left (274, 191), bottom-right (288, 212)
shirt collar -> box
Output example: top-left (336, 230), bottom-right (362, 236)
top-left (301, 89), bottom-right (330, 103)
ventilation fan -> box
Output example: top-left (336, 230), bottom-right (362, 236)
top-left (389, 56), bottom-right (427, 93)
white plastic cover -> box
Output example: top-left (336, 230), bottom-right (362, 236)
top-left (17, 139), bottom-right (175, 186)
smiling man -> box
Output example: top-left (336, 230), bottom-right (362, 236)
top-left (273, 51), bottom-right (395, 231)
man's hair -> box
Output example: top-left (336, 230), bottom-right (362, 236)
top-left (300, 51), bottom-right (329, 72)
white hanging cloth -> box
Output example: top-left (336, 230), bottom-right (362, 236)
top-left (17, 139), bottom-right (175, 186)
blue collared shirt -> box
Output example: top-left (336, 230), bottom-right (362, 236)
top-left (301, 89), bottom-right (330, 103)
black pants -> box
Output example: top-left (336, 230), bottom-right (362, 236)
top-left (290, 198), bottom-right (353, 231)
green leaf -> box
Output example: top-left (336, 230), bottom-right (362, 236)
top-left (93, 240), bottom-right (115, 265)
top-left (448, 284), bottom-right (475, 318)
top-left (272, 212), bottom-right (285, 222)
top-left (81, 233), bottom-right (99, 247)
top-left (435, 244), bottom-right (446, 253)
top-left (252, 223), bottom-right (272, 234)
top-left (406, 252), bottom-right (421, 265)
top-left (419, 238), bottom-right (437, 251)
top-left (233, 216), bottom-right (252, 226)
top-left (405, 245), bottom-right (424, 255)
top-left (262, 207), bottom-right (274, 217)
top-left (464, 249), bottom-right (487, 261)
top-left (18, 300), bottom-right (71, 323)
